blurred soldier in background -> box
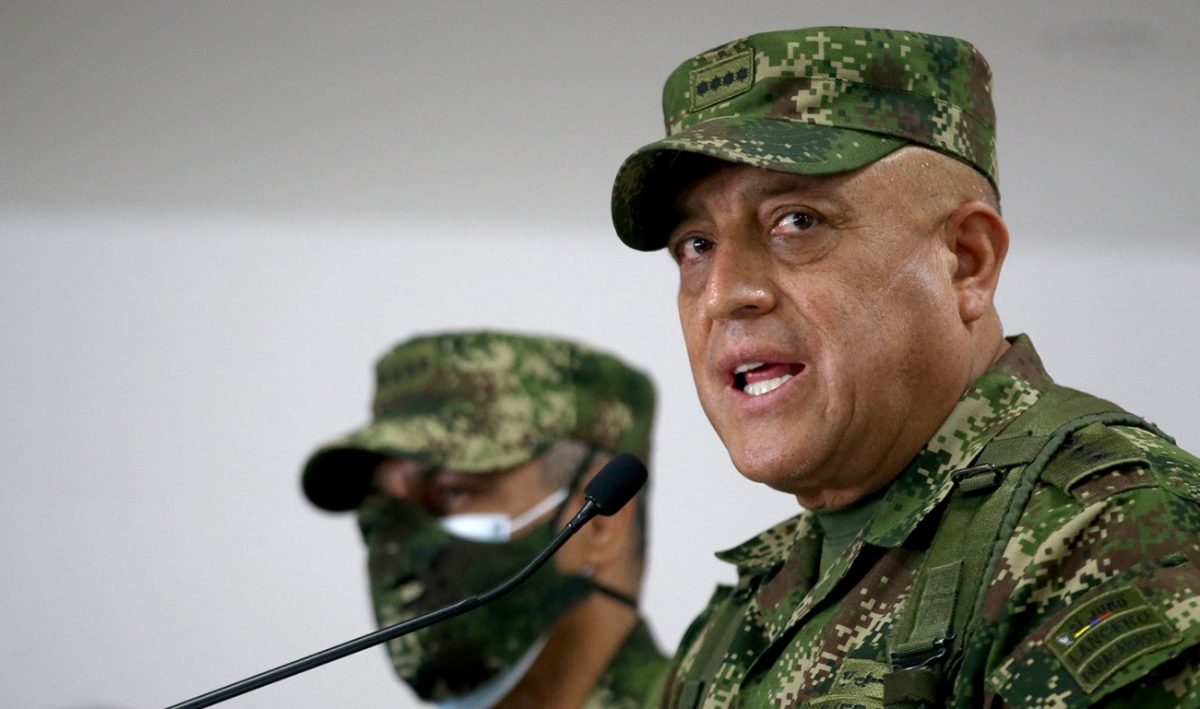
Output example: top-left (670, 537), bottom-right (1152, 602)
top-left (302, 330), bottom-right (667, 707)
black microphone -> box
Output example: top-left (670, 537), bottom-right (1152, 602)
top-left (165, 453), bottom-right (648, 709)
top-left (584, 452), bottom-right (647, 515)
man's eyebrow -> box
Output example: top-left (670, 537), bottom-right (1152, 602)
top-left (664, 173), bottom-right (854, 239)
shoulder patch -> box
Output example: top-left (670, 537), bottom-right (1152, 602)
top-left (1041, 423), bottom-right (1150, 500)
top-left (1046, 584), bottom-right (1181, 693)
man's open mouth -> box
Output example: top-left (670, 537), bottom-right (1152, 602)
top-left (733, 362), bottom-right (805, 396)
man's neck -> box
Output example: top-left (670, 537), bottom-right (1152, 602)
top-left (497, 593), bottom-right (638, 708)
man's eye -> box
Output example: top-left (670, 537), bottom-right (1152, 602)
top-left (774, 211), bottom-right (817, 234)
top-left (672, 236), bottom-right (714, 263)
top-left (431, 483), bottom-right (474, 514)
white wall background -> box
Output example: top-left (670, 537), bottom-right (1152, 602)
top-left (2, 2), bottom-right (1197, 708)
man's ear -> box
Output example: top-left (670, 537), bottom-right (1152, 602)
top-left (556, 489), bottom-right (636, 575)
top-left (578, 495), bottom-right (636, 570)
top-left (945, 201), bottom-right (1009, 323)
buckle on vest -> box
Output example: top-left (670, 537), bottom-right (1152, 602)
top-left (950, 464), bottom-right (1004, 495)
top-left (890, 634), bottom-right (955, 670)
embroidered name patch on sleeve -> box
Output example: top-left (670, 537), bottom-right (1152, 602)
top-left (1046, 584), bottom-right (1181, 693)
top-left (689, 50), bottom-right (754, 112)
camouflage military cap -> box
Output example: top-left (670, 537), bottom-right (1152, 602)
top-left (302, 330), bottom-right (656, 511)
top-left (612, 26), bottom-right (998, 250)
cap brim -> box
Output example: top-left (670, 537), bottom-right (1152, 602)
top-left (611, 117), bottom-right (907, 251)
top-left (301, 417), bottom-right (447, 512)
top-left (300, 417), bottom-right (544, 512)
top-left (302, 447), bottom-right (388, 512)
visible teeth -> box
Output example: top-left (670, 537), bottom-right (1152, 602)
top-left (734, 362), bottom-right (765, 375)
top-left (744, 374), bottom-right (792, 396)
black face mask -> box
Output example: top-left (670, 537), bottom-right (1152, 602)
top-left (356, 448), bottom-right (634, 703)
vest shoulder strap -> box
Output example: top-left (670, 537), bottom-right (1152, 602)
top-left (884, 383), bottom-right (1164, 707)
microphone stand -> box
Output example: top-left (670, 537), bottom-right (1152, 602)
top-left (166, 499), bottom-right (600, 709)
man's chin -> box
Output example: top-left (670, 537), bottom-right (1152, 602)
top-left (729, 449), bottom-right (814, 497)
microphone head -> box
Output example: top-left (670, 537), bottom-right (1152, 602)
top-left (584, 453), bottom-right (648, 516)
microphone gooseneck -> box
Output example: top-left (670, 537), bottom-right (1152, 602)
top-left (166, 454), bottom-right (648, 709)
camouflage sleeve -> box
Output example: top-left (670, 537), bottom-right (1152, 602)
top-left (1099, 654), bottom-right (1200, 706)
top-left (976, 426), bottom-right (1200, 707)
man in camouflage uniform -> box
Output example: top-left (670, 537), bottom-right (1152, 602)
top-left (301, 330), bottom-right (668, 707)
top-left (610, 27), bottom-right (1200, 707)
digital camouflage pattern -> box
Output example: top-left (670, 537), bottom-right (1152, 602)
top-left (585, 620), bottom-right (670, 709)
top-left (611, 26), bottom-right (997, 250)
top-left (357, 474), bottom-right (669, 706)
top-left (303, 330), bottom-right (655, 511)
top-left (357, 495), bottom-right (596, 700)
top-left (656, 337), bottom-right (1200, 707)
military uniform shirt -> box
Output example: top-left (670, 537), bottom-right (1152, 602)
top-left (586, 618), bottom-right (669, 708)
top-left (812, 491), bottom-right (886, 581)
top-left (658, 336), bottom-right (1200, 707)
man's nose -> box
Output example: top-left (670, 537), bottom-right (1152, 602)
top-left (703, 244), bottom-right (775, 321)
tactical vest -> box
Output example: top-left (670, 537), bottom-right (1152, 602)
top-left (882, 382), bottom-right (1169, 707)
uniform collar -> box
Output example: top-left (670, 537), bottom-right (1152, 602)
top-left (715, 334), bottom-right (1051, 574)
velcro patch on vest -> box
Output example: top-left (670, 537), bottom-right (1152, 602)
top-left (807, 658), bottom-right (887, 708)
top-left (1046, 584), bottom-right (1181, 693)
top-left (689, 50), bottom-right (754, 112)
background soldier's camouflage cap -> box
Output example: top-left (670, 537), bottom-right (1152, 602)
top-left (611, 26), bottom-right (997, 250)
top-left (302, 330), bottom-right (656, 511)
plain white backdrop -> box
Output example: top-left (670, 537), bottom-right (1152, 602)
top-left (3, 2), bottom-right (1198, 708)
